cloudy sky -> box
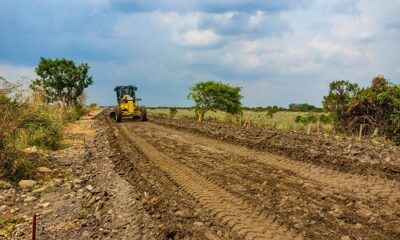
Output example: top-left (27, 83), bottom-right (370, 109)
top-left (0, 0), bottom-right (399, 107)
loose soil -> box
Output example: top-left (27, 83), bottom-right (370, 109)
top-left (150, 115), bottom-right (400, 181)
top-left (2, 111), bottom-right (399, 239)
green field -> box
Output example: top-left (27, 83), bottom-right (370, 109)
top-left (148, 108), bottom-right (334, 134)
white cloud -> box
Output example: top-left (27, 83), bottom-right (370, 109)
top-left (174, 29), bottom-right (222, 47)
top-left (309, 39), bottom-right (362, 59)
top-left (0, 64), bottom-right (36, 82)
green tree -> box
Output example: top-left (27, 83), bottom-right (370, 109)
top-left (323, 76), bottom-right (400, 144)
top-left (30, 57), bottom-right (93, 106)
top-left (347, 76), bottom-right (400, 142)
top-left (187, 81), bottom-right (243, 121)
top-left (322, 80), bottom-right (359, 129)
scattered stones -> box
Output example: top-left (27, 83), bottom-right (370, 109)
top-left (18, 180), bottom-right (37, 191)
top-left (10, 208), bottom-right (20, 214)
top-left (74, 178), bottom-right (83, 184)
top-left (174, 209), bottom-right (190, 217)
top-left (0, 204), bottom-right (7, 212)
top-left (193, 221), bottom-right (205, 227)
top-left (62, 182), bottom-right (72, 190)
top-left (85, 185), bottom-right (94, 192)
top-left (82, 230), bottom-right (92, 238)
top-left (24, 196), bottom-right (37, 202)
top-left (88, 196), bottom-right (99, 206)
top-left (24, 146), bottom-right (38, 153)
top-left (41, 202), bottom-right (51, 208)
top-left (99, 228), bottom-right (110, 234)
top-left (32, 187), bottom-right (46, 194)
top-left (37, 167), bottom-right (52, 173)
top-left (355, 223), bottom-right (363, 229)
top-left (53, 178), bottom-right (64, 185)
top-left (341, 236), bottom-right (351, 240)
top-left (0, 180), bottom-right (12, 189)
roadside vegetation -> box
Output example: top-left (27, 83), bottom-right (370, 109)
top-left (150, 76), bottom-right (400, 145)
top-left (149, 108), bottom-right (332, 133)
top-left (323, 76), bottom-right (400, 144)
top-left (0, 58), bottom-right (94, 182)
top-left (187, 81), bottom-right (242, 122)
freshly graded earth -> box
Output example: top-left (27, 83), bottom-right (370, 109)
top-left (1, 110), bottom-right (399, 239)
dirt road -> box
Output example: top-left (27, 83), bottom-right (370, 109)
top-left (106, 114), bottom-right (400, 239)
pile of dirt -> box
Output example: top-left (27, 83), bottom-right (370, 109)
top-left (150, 115), bottom-right (400, 180)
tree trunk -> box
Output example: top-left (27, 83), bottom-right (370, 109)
top-left (197, 110), bottom-right (206, 122)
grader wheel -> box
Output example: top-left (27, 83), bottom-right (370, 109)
top-left (115, 107), bottom-right (122, 122)
top-left (140, 106), bottom-right (147, 121)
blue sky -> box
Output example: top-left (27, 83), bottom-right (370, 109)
top-left (0, 0), bottom-right (399, 107)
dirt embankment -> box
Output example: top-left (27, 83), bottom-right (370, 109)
top-left (150, 115), bottom-right (400, 180)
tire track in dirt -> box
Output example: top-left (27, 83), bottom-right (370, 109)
top-left (118, 123), bottom-right (302, 240)
top-left (143, 122), bottom-right (400, 205)
top-left (128, 121), bottom-right (399, 239)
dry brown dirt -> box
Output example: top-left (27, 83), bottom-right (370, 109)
top-left (3, 110), bottom-right (398, 239)
top-left (102, 112), bottom-right (400, 239)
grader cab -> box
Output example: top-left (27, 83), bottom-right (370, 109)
top-left (109, 85), bottom-right (147, 122)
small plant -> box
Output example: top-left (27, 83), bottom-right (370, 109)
top-left (319, 114), bottom-right (332, 124)
top-left (295, 115), bottom-right (304, 124)
top-left (5, 156), bottom-right (36, 182)
top-left (169, 107), bottom-right (178, 117)
top-left (295, 114), bottom-right (318, 125)
top-left (267, 109), bottom-right (277, 118)
top-left (306, 114), bottom-right (318, 124)
top-left (19, 110), bottom-right (63, 149)
top-left (75, 209), bottom-right (87, 219)
top-left (0, 216), bottom-right (25, 228)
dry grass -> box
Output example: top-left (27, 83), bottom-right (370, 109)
top-left (149, 108), bottom-right (334, 134)
top-left (60, 109), bottom-right (101, 147)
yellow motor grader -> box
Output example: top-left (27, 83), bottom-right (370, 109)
top-left (109, 85), bottom-right (147, 122)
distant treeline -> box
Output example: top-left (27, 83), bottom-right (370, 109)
top-left (148, 103), bottom-right (323, 112)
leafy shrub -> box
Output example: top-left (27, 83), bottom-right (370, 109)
top-left (289, 103), bottom-right (323, 112)
top-left (3, 152), bottom-right (36, 182)
top-left (295, 114), bottom-right (318, 125)
top-left (89, 103), bottom-right (98, 108)
top-left (63, 105), bottom-right (84, 123)
top-left (20, 110), bottom-right (63, 149)
top-left (169, 107), bottom-right (178, 117)
top-left (324, 76), bottom-right (400, 144)
top-left (307, 114), bottom-right (318, 123)
top-left (267, 108), bottom-right (278, 118)
top-left (295, 115), bottom-right (305, 124)
top-left (319, 114), bottom-right (332, 124)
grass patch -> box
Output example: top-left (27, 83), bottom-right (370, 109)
top-left (0, 216), bottom-right (25, 228)
top-left (149, 109), bottom-right (334, 133)
top-left (75, 209), bottom-right (88, 219)
top-left (45, 184), bottom-right (57, 192)
top-left (1, 149), bottom-right (37, 182)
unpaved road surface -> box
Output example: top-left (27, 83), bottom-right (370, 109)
top-left (104, 112), bottom-right (400, 240)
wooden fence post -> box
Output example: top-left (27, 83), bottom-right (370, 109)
top-left (358, 124), bottom-right (364, 140)
top-left (307, 125), bottom-right (312, 135)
